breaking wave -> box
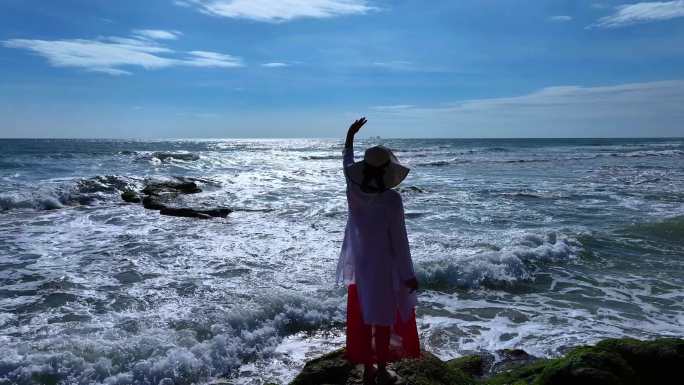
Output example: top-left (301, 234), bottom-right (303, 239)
top-left (416, 232), bottom-right (582, 290)
top-left (0, 176), bottom-right (141, 211)
top-left (0, 292), bottom-right (342, 385)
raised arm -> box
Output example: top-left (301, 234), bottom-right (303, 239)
top-left (343, 117), bottom-right (367, 170)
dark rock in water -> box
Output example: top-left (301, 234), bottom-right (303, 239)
top-left (152, 152), bottom-right (200, 162)
top-left (121, 190), bottom-right (141, 203)
top-left (397, 186), bottom-right (426, 193)
top-left (77, 175), bottom-right (138, 194)
top-left (159, 207), bottom-right (231, 219)
top-left (142, 180), bottom-right (201, 195)
top-left (142, 195), bottom-right (170, 210)
top-left (121, 176), bottom-right (231, 220)
top-left (141, 194), bottom-right (231, 219)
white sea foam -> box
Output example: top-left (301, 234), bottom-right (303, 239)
top-left (0, 292), bottom-right (343, 385)
top-left (416, 232), bottom-right (581, 289)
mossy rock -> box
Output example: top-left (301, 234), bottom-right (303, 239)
top-left (534, 346), bottom-right (636, 385)
top-left (289, 349), bottom-right (475, 385)
top-left (447, 353), bottom-right (493, 378)
top-left (289, 349), bottom-right (354, 385)
top-left (391, 351), bottom-right (474, 385)
top-left (484, 338), bottom-right (684, 385)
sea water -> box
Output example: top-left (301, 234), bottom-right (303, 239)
top-left (0, 138), bottom-right (683, 384)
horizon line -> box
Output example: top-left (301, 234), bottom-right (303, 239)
top-left (1, 136), bottom-right (683, 141)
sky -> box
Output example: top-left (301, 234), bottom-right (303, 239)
top-left (1, 0), bottom-right (683, 138)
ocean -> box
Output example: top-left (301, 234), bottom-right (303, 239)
top-left (0, 138), bottom-right (683, 385)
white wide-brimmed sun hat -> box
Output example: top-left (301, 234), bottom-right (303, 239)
top-left (346, 145), bottom-right (410, 190)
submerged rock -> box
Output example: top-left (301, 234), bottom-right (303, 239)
top-left (121, 190), bottom-right (141, 203)
top-left (121, 176), bottom-right (231, 220)
top-left (141, 179), bottom-right (201, 195)
top-left (151, 152), bottom-right (200, 162)
top-left (159, 207), bottom-right (232, 219)
top-left (289, 338), bottom-right (684, 385)
top-left (142, 194), bottom-right (174, 210)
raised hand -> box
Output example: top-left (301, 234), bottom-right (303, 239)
top-left (348, 117), bottom-right (367, 135)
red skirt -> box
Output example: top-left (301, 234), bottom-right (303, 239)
top-left (345, 284), bottom-right (421, 364)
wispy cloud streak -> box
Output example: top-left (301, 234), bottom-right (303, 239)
top-left (2, 31), bottom-right (242, 75)
top-left (132, 29), bottom-right (183, 40)
top-left (590, 1), bottom-right (684, 28)
top-left (176, 0), bottom-right (375, 22)
top-left (370, 80), bottom-right (684, 136)
top-left (549, 15), bottom-right (573, 22)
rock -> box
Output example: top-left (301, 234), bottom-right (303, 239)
top-left (121, 190), bottom-right (141, 203)
top-left (142, 195), bottom-right (171, 210)
top-left (491, 348), bottom-right (539, 374)
top-left (289, 349), bottom-right (354, 385)
top-left (485, 338), bottom-right (684, 385)
top-left (289, 349), bottom-right (473, 385)
top-left (397, 186), bottom-right (426, 193)
top-left (159, 207), bottom-right (231, 219)
top-left (77, 175), bottom-right (138, 194)
top-left (447, 352), bottom-right (495, 378)
top-left (142, 180), bottom-right (201, 195)
top-left (289, 339), bottom-right (684, 385)
top-left (121, 176), bottom-right (232, 220)
top-left (152, 152), bottom-right (200, 162)
top-left (392, 350), bottom-right (472, 385)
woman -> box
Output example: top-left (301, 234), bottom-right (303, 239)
top-left (336, 117), bottom-right (420, 384)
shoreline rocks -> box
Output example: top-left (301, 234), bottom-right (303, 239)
top-left (288, 338), bottom-right (684, 385)
top-left (122, 177), bottom-right (232, 220)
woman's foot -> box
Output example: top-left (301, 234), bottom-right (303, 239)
top-left (376, 367), bottom-right (398, 385)
top-left (362, 364), bottom-right (377, 385)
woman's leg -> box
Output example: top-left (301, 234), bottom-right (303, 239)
top-left (374, 325), bottom-right (391, 367)
top-left (346, 285), bottom-right (374, 365)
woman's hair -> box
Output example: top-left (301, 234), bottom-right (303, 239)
top-left (360, 161), bottom-right (388, 193)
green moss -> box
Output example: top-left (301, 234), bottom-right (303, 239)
top-left (393, 351), bottom-right (475, 385)
top-left (484, 338), bottom-right (684, 385)
top-left (289, 349), bottom-right (353, 385)
top-left (287, 338), bottom-right (684, 385)
top-left (447, 354), bottom-right (487, 377)
top-left (484, 359), bottom-right (550, 385)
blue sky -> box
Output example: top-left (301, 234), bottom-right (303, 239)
top-left (1, 0), bottom-right (683, 138)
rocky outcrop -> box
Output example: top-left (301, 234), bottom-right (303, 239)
top-left (289, 338), bottom-right (684, 385)
top-left (121, 190), bottom-right (141, 203)
top-left (141, 178), bottom-right (202, 196)
top-left (121, 177), bottom-right (231, 220)
top-left (151, 152), bottom-right (200, 162)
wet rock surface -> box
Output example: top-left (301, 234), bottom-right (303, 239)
top-left (288, 338), bottom-right (684, 385)
top-left (121, 176), bottom-right (232, 219)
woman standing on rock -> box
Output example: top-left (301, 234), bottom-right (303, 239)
top-left (337, 117), bottom-right (421, 384)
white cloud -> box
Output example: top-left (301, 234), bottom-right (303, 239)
top-left (370, 80), bottom-right (684, 137)
top-left (372, 60), bottom-right (414, 71)
top-left (261, 62), bottom-right (289, 67)
top-left (371, 105), bottom-right (416, 112)
top-left (549, 15), bottom-right (573, 22)
top-left (186, 51), bottom-right (243, 67)
top-left (590, 1), bottom-right (684, 28)
top-left (2, 31), bottom-right (242, 75)
top-left (176, 0), bottom-right (375, 22)
top-left (132, 29), bottom-right (183, 40)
